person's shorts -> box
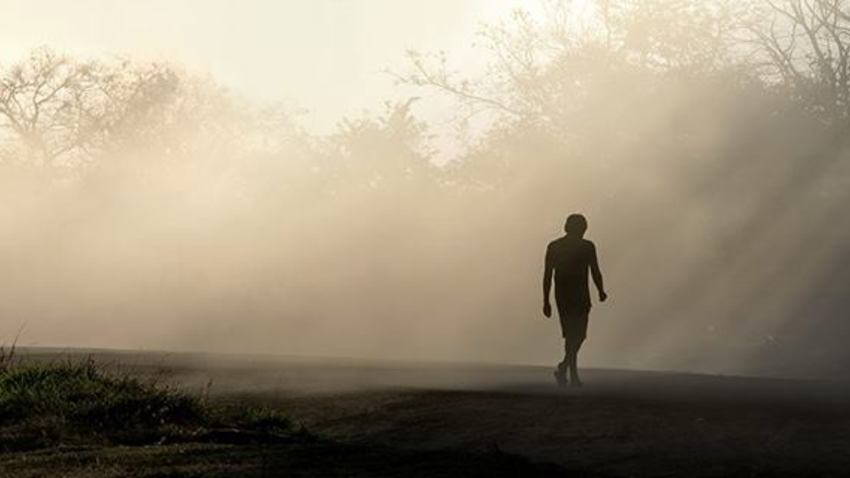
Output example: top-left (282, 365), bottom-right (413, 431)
top-left (557, 309), bottom-right (589, 341)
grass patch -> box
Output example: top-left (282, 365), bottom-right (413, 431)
top-left (0, 358), bottom-right (296, 452)
top-left (0, 351), bottom-right (574, 477)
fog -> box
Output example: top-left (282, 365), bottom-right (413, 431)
top-left (2, 0), bottom-right (850, 379)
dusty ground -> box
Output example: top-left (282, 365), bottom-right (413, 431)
top-left (4, 348), bottom-right (850, 477)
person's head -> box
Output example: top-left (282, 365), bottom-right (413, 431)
top-left (564, 213), bottom-right (588, 237)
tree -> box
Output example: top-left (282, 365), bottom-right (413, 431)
top-left (330, 99), bottom-right (437, 191)
top-left (744, 0), bottom-right (850, 122)
top-left (398, 1), bottom-right (741, 133)
top-left (0, 48), bottom-right (188, 173)
top-left (0, 48), bottom-right (90, 168)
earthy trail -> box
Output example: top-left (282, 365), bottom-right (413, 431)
top-left (13, 348), bottom-right (850, 476)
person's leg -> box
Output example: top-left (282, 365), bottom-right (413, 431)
top-left (567, 338), bottom-right (584, 386)
top-left (568, 313), bottom-right (589, 387)
top-left (559, 339), bottom-right (570, 371)
top-left (553, 300), bottom-right (568, 383)
top-left (554, 339), bottom-right (569, 386)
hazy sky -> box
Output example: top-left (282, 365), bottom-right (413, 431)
top-left (1, 0), bottom-right (534, 132)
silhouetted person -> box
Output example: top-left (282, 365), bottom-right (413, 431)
top-left (543, 214), bottom-right (607, 387)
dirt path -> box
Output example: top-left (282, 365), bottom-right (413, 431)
top-left (15, 348), bottom-right (850, 476)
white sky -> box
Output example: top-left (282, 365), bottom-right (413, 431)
top-left (0, 0), bottom-right (537, 133)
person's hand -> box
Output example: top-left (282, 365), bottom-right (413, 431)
top-left (543, 302), bottom-right (552, 318)
top-left (599, 291), bottom-right (608, 303)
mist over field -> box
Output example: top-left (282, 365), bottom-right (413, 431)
top-left (1, 0), bottom-right (850, 378)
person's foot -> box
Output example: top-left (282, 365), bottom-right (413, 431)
top-left (569, 376), bottom-right (583, 388)
top-left (553, 370), bottom-right (568, 387)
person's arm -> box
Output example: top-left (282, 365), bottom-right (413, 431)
top-left (590, 242), bottom-right (608, 302)
top-left (543, 244), bottom-right (554, 317)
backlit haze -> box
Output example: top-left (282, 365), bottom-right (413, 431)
top-left (2, 0), bottom-right (849, 379)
